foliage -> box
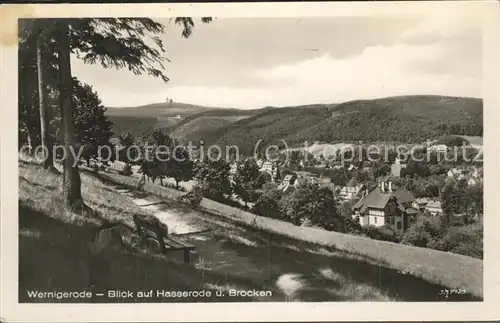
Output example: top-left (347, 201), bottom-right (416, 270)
top-left (400, 218), bottom-right (441, 247)
top-left (120, 163), bottom-right (133, 176)
top-left (232, 158), bottom-right (262, 206)
top-left (118, 132), bottom-right (138, 166)
top-left (166, 146), bottom-right (194, 189)
top-left (71, 79), bottom-right (114, 164)
top-left (195, 158), bottom-right (232, 202)
top-left (252, 187), bottom-right (283, 219)
top-left (441, 178), bottom-right (482, 224)
top-left (176, 96), bottom-right (483, 157)
top-left (364, 225), bottom-right (399, 243)
top-left (180, 184), bottom-right (204, 207)
top-left (280, 182), bottom-right (341, 230)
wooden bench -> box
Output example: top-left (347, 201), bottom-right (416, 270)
top-left (132, 214), bottom-right (196, 263)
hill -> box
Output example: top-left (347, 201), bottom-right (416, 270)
top-left (105, 102), bottom-right (217, 118)
top-left (107, 115), bottom-right (159, 139)
top-left (106, 103), bottom-right (257, 139)
top-left (183, 96), bottom-right (482, 156)
top-left (169, 108), bottom-right (260, 142)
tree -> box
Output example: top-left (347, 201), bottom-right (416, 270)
top-left (54, 20), bottom-right (89, 211)
top-left (72, 79), bottom-right (114, 167)
top-left (118, 132), bottom-right (137, 168)
top-left (166, 146), bottom-right (194, 189)
top-left (195, 158), bottom-right (232, 202)
top-left (19, 20), bottom-right (58, 158)
top-left (233, 158), bottom-right (262, 207)
top-left (400, 218), bottom-right (441, 248)
top-left (280, 182), bottom-right (342, 230)
top-left (27, 17), bottom-right (211, 211)
top-left (252, 186), bottom-right (283, 219)
top-left (36, 29), bottom-right (56, 170)
top-left (372, 162), bottom-right (391, 178)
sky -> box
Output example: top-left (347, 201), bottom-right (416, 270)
top-left (71, 16), bottom-right (482, 109)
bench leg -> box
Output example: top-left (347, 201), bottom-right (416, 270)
top-left (184, 249), bottom-right (190, 264)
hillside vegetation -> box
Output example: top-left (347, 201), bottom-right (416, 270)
top-left (170, 95), bottom-right (482, 156)
top-left (106, 96), bottom-right (482, 156)
top-left (169, 108), bottom-right (258, 142)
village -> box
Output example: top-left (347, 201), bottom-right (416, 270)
top-left (224, 139), bottom-right (484, 237)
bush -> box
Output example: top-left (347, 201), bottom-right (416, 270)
top-left (163, 182), bottom-right (187, 192)
top-left (400, 219), bottom-right (441, 247)
top-left (119, 164), bottom-right (133, 176)
top-left (429, 224), bottom-right (483, 259)
top-left (252, 188), bottom-right (282, 219)
top-left (364, 225), bottom-right (399, 242)
top-left (180, 185), bottom-right (203, 207)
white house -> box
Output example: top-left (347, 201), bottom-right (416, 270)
top-left (260, 161), bottom-right (278, 182)
top-left (425, 200), bottom-right (443, 216)
top-left (412, 198), bottom-right (429, 211)
top-left (352, 181), bottom-right (418, 232)
top-left (338, 184), bottom-right (367, 202)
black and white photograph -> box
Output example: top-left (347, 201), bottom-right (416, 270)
top-left (1, 2), bottom-right (499, 322)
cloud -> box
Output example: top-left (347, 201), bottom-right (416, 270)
top-left (143, 42), bottom-right (479, 109)
top-left (400, 15), bottom-right (481, 43)
top-left (74, 17), bottom-right (481, 109)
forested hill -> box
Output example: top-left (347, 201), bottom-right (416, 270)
top-left (105, 102), bottom-right (217, 118)
top-left (173, 95), bottom-right (482, 156)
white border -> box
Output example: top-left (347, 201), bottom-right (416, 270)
top-left (1, 2), bottom-right (500, 322)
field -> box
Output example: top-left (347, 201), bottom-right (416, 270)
top-left (17, 161), bottom-right (482, 302)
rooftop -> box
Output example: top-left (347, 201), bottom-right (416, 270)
top-left (353, 184), bottom-right (414, 211)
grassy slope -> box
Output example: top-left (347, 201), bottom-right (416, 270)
top-left (18, 162), bottom-right (482, 302)
top-left (107, 115), bottom-right (158, 139)
top-left (104, 169), bottom-right (483, 300)
top-left (18, 162), bottom-right (281, 303)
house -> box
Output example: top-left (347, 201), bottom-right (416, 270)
top-left (352, 181), bottom-right (418, 232)
top-left (425, 200), bottom-right (443, 216)
top-left (468, 177), bottom-right (479, 186)
top-left (447, 167), bottom-right (466, 180)
top-left (338, 184), bottom-right (367, 202)
top-left (412, 198), bottom-right (429, 211)
top-left (471, 166), bottom-right (483, 178)
top-left (277, 174), bottom-right (298, 193)
top-left (318, 173), bottom-right (332, 184)
top-left (229, 162), bottom-right (239, 175)
top-left (260, 161), bottom-right (278, 181)
top-left (347, 164), bottom-right (358, 171)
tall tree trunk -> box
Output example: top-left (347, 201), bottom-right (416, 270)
top-left (56, 20), bottom-right (87, 213)
top-left (36, 32), bottom-right (55, 170)
top-left (20, 46), bottom-right (38, 155)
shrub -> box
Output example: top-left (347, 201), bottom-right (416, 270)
top-left (119, 164), bottom-right (133, 176)
top-left (180, 185), bottom-right (203, 207)
top-left (163, 182), bottom-right (187, 192)
top-left (429, 224), bottom-right (483, 259)
top-left (364, 225), bottom-right (399, 242)
top-left (400, 219), bottom-right (441, 247)
top-left (252, 188), bottom-right (282, 219)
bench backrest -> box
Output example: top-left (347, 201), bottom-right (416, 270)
top-left (132, 215), bottom-right (168, 253)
